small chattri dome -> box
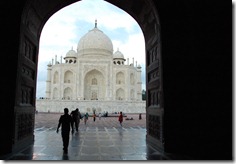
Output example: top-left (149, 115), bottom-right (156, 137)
top-left (113, 49), bottom-right (124, 59)
top-left (66, 48), bottom-right (77, 58)
top-left (137, 64), bottom-right (142, 69)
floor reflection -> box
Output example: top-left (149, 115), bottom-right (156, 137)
top-left (6, 127), bottom-right (167, 160)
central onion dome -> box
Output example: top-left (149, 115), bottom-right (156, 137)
top-left (77, 21), bottom-right (113, 56)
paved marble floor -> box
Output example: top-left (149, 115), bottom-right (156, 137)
top-left (4, 113), bottom-right (170, 161)
top-left (7, 126), bottom-right (167, 160)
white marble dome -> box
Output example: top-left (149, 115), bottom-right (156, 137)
top-left (77, 27), bottom-right (113, 56)
top-left (65, 49), bottom-right (77, 58)
top-left (113, 49), bottom-right (124, 59)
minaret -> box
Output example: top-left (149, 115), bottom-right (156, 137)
top-left (45, 62), bottom-right (52, 99)
top-left (137, 64), bottom-right (142, 101)
top-left (55, 55), bottom-right (57, 64)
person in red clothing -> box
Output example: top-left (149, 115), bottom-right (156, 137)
top-left (118, 112), bottom-right (123, 127)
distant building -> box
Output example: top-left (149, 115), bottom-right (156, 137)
top-left (36, 21), bottom-right (145, 114)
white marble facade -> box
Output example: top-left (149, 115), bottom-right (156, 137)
top-left (36, 22), bottom-right (146, 114)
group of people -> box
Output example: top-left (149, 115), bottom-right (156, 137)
top-left (56, 108), bottom-right (124, 154)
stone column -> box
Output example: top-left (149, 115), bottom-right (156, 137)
top-left (136, 66), bottom-right (142, 101)
top-left (46, 63), bottom-right (52, 99)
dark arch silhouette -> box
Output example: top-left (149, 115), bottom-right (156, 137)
top-left (0, 0), bottom-right (231, 160)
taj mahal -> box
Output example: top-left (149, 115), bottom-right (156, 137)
top-left (36, 21), bottom-right (146, 114)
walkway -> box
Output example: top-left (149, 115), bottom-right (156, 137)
top-left (6, 113), bottom-right (169, 160)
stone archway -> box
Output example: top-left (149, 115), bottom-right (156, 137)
top-left (0, 0), bottom-right (231, 160)
top-left (84, 69), bottom-right (105, 100)
top-left (2, 0), bottom-right (163, 156)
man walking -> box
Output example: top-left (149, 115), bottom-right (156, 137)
top-left (70, 108), bottom-right (81, 132)
top-left (57, 108), bottom-right (74, 154)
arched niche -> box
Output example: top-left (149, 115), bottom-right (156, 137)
top-left (116, 88), bottom-right (125, 100)
top-left (63, 87), bottom-right (72, 100)
top-left (116, 72), bottom-right (125, 85)
top-left (84, 69), bottom-right (105, 100)
top-left (64, 70), bottom-right (73, 83)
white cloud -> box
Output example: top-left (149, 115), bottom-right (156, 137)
top-left (112, 33), bottom-right (145, 66)
top-left (37, 0), bottom-right (146, 98)
top-left (65, 0), bottom-right (137, 32)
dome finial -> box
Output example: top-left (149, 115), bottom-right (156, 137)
top-left (95, 19), bottom-right (97, 28)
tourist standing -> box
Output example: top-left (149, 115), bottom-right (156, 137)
top-left (84, 112), bottom-right (89, 125)
top-left (93, 113), bottom-right (96, 122)
top-left (56, 108), bottom-right (74, 154)
top-left (118, 112), bottom-right (123, 127)
top-left (139, 113), bottom-right (142, 120)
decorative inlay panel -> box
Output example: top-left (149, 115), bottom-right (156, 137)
top-left (148, 115), bottom-right (161, 140)
top-left (147, 45), bottom-right (159, 66)
top-left (17, 113), bottom-right (34, 140)
top-left (22, 65), bottom-right (35, 80)
top-left (23, 38), bottom-right (36, 63)
top-left (148, 69), bottom-right (159, 83)
top-left (83, 65), bottom-right (106, 76)
top-left (148, 89), bottom-right (159, 107)
top-left (21, 85), bottom-right (34, 105)
top-left (139, 3), bottom-right (158, 42)
top-left (25, 8), bottom-right (41, 37)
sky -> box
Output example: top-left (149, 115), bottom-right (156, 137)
top-left (36, 0), bottom-right (146, 98)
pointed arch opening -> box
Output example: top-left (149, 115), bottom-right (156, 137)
top-left (53, 71), bottom-right (59, 84)
top-left (63, 87), bottom-right (73, 100)
top-left (116, 88), bottom-right (125, 100)
top-left (84, 69), bottom-right (105, 100)
top-left (116, 72), bottom-right (125, 85)
top-left (64, 70), bottom-right (73, 83)
top-left (53, 88), bottom-right (59, 99)
top-left (5, 0), bottom-right (164, 158)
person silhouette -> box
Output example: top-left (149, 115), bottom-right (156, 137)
top-left (118, 112), bottom-right (123, 127)
top-left (70, 108), bottom-right (81, 132)
top-left (139, 113), bottom-right (142, 120)
top-left (93, 113), bottom-right (96, 122)
top-left (57, 108), bottom-right (74, 154)
top-left (84, 112), bottom-right (89, 125)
